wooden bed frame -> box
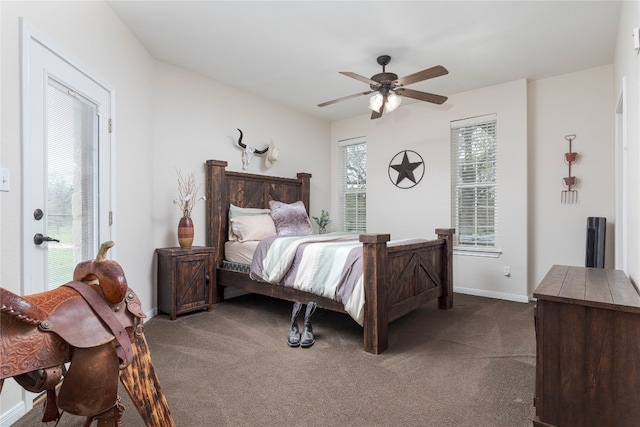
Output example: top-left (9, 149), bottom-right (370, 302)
top-left (205, 159), bottom-right (454, 354)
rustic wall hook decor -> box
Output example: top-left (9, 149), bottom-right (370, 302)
top-left (561, 134), bottom-right (578, 204)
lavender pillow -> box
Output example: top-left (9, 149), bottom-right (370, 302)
top-left (269, 200), bottom-right (313, 236)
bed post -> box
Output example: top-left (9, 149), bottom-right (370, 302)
top-left (360, 233), bottom-right (391, 354)
top-left (206, 160), bottom-right (228, 303)
top-left (297, 173), bottom-right (312, 214)
top-left (436, 228), bottom-right (455, 310)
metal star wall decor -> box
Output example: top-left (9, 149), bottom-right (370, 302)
top-left (388, 150), bottom-right (425, 189)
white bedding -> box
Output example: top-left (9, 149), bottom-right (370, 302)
top-left (224, 240), bottom-right (260, 264)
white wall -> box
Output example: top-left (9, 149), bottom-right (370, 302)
top-left (613, 0), bottom-right (640, 286)
top-left (0, 1), bottom-right (330, 423)
top-left (330, 79), bottom-right (530, 302)
top-left (150, 61), bottom-right (331, 253)
top-left (528, 65), bottom-right (615, 292)
top-left (528, 2), bottom-right (640, 293)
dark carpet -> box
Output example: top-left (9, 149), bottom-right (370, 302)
top-left (11, 293), bottom-right (536, 426)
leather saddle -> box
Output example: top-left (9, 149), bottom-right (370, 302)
top-left (0, 241), bottom-right (173, 426)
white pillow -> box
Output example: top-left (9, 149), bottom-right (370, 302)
top-left (228, 204), bottom-right (271, 241)
top-left (230, 214), bottom-right (277, 242)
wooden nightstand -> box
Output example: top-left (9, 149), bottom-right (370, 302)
top-left (156, 246), bottom-right (215, 320)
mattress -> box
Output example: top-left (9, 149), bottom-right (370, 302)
top-left (224, 240), bottom-right (260, 265)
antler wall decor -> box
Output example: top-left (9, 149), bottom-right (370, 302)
top-left (561, 134), bottom-right (578, 204)
top-left (237, 128), bottom-right (268, 170)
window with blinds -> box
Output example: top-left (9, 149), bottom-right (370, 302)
top-left (47, 79), bottom-right (98, 289)
top-left (339, 138), bottom-right (367, 232)
top-left (451, 114), bottom-right (497, 249)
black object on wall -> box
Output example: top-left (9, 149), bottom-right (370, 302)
top-left (586, 217), bottom-right (606, 268)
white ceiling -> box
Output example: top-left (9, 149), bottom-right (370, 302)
top-left (107, 1), bottom-right (622, 122)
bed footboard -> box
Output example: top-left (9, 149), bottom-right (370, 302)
top-left (361, 228), bottom-right (454, 354)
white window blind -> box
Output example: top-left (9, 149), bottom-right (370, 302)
top-left (47, 79), bottom-right (98, 289)
top-left (339, 138), bottom-right (367, 232)
top-left (451, 114), bottom-right (497, 249)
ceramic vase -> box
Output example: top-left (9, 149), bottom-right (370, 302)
top-left (178, 216), bottom-right (194, 249)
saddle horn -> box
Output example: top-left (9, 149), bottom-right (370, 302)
top-left (73, 241), bottom-right (128, 304)
top-left (237, 128), bottom-right (269, 154)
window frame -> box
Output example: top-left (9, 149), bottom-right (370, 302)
top-left (338, 137), bottom-right (367, 233)
top-left (450, 114), bottom-right (500, 257)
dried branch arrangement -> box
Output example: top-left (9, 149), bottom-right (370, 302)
top-left (173, 169), bottom-right (205, 217)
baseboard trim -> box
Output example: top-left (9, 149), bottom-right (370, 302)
top-left (1, 401), bottom-right (27, 426)
top-left (454, 287), bottom-right (529, 303)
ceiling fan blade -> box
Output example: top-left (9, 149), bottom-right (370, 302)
top-left (318, 90), bottom-right (373, 107)
top-left (339, 71), bottom-right (379, 86)
top-left (395, 65), bottom-right (448, 87)
top-left (396, 88), bottom-right (448, 105)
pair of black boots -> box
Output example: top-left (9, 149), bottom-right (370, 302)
top-left (287, 301), bottom-right (316, 348)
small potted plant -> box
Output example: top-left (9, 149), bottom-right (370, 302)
top-left (312, 210), bottom-right (331, 234)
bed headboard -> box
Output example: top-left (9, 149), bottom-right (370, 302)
top-left (205, 160), bottom-right (312, 266)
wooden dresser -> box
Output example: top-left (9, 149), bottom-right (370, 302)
top-left (533, 265), bottom-right (640, 427)
top-left (156, 246), bottom-right (215, 320)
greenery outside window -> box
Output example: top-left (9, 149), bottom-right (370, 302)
top-left (339, 138), bottom-right (366, 232)
top-left (451, 114), bottom-right (498, 254)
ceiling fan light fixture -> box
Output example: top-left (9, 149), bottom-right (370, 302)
top-left (385, 92), bottom-right (402, 112)
top-left (368, 92), bottom-right (402, 113)
top-left (368, 93), bottom-right (384, 111)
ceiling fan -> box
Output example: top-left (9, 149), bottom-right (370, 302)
top-left (318, 55), bottom-right (449, 120)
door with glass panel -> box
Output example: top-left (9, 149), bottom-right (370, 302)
top-left (43, 79), bottom-right (102, 289)
top-left (24, 25), bottom-right (112, 294)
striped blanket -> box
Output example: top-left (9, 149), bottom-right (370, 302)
top-left (249, 232), bottom-right (366, 325)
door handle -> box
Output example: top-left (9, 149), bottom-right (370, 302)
top-left (34, 233), bottom-right (60, 245)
